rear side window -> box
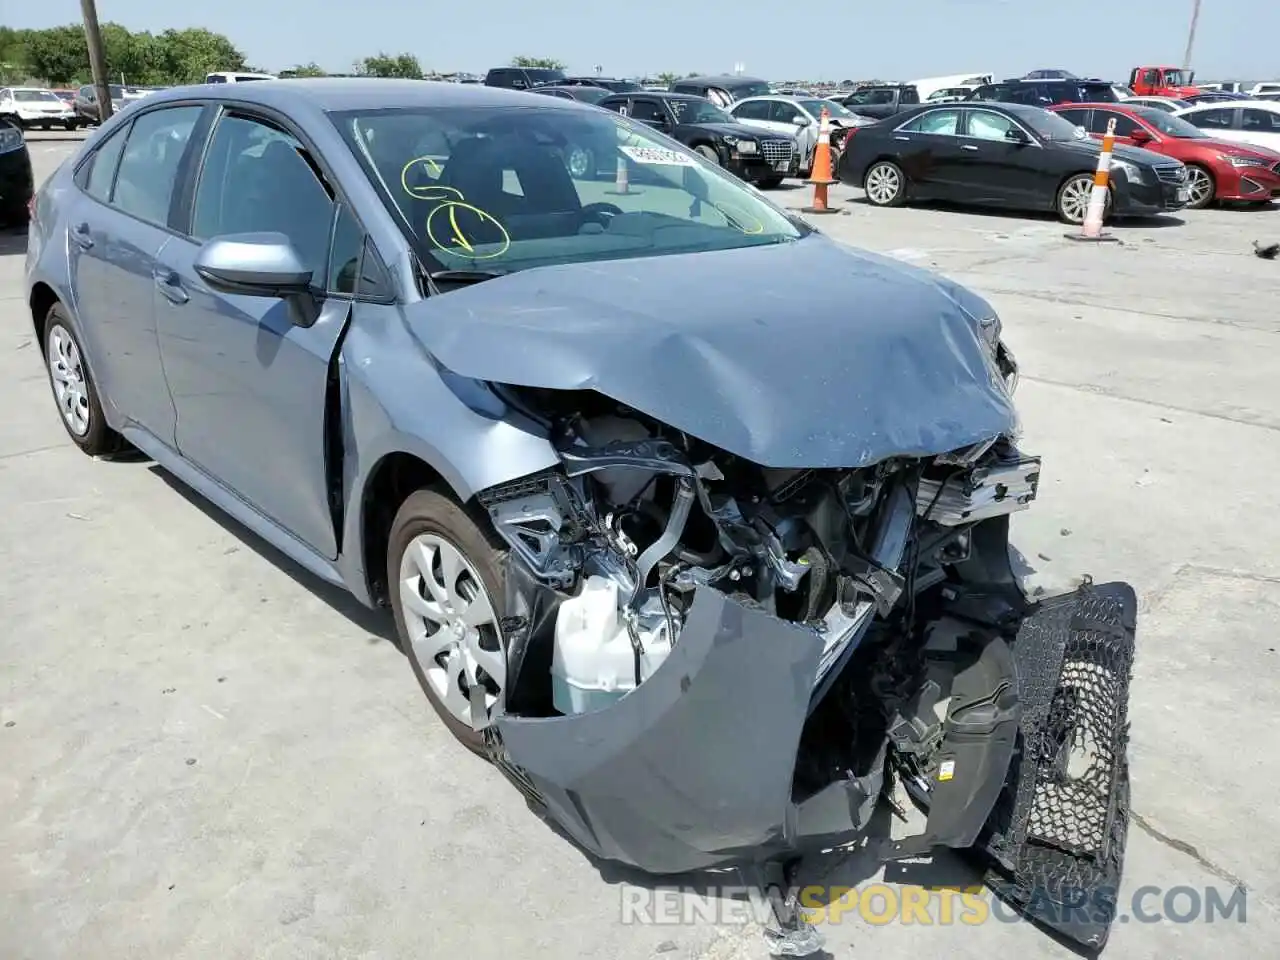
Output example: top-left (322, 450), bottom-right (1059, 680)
top-left (1081, 83), bottom-right (1119, 103)
top-left (81, 123), bottom-right (130, 202)
top-left (111, 106), bottom-right (203, 226)
top-left (1056, 108), bottom-right (1089, 127)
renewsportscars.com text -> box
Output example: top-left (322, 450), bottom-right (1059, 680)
top-left (619, 883), bottom-right (1247, 928)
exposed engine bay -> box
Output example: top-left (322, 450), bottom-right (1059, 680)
top-left (473, 386), bottom-right (1134, 957)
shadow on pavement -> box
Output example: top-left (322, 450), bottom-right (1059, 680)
top-left (142, 462), bottom-right (400, 646)
top-left (0, 227), bottom-right (29, 257)
top-left (846, 195), bottom-right (1188, 229)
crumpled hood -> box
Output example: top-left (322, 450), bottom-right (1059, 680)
top-left (407, 234), bottom-right (1018, 469)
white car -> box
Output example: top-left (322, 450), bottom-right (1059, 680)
top-left (727, 95), bottom-right (870, 176)
top-left (1247, 81), bottom-right (1280, 96)
top-left (0, 86), bottom-right (79, 130)
top-left (1121, 95), bottom-right (1193, 113)
top-left (1173, 100), bottom-right (1280, 152)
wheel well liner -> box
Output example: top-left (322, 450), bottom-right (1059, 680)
top-left (360, 452), bottom-right (445, 606)
top-left (28, 282), bottom-right (58, 344)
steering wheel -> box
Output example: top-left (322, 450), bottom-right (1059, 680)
top-left (579, 201), bottom-right (624, 227)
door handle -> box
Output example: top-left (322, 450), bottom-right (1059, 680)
top-left (961, 144), bottom-right (979, 151)
top-left (71, 223), bottom-right (93, 249)
top-left (894, 135), bottom-right (911, 141)
top-left (153, 269), bottom-right (190, 304)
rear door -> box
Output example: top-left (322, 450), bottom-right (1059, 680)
top-left (152, 108), bottom-right (351, 557)
top-left (1181, 106), bottom-right (1241, 144)
top-left (887, 107), bottom-right (965, 197)
top-left (65, 104), bottom-right (207, 444)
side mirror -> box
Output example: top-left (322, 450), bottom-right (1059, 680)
top-left (195, 232), bottom-right (312, 295)
top-left (195, 233), bottom-right (319, 325)
top-left (793, 115), bottom-right (811, 126)
top-left (1004, 126), bottom-right (1029, 144)
top-left (1128, 127), bottom-right (1152, 143)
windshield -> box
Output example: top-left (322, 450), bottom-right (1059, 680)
top-left (1164, 69), bottom-right (1193, 86)
top-left (14, 89), bottom-right (62, 102)
top-left (727, 81), bottom-right (771, 99)
top-left (599, 79), bottom-right (641, 93)
top-left (335, 104), bottom-right (803, 276)
top-left (798, 98), bottom-right (856, 119)
top-left (1135, 107), bottom-right (1208, 138)
top-left (669, 99), bottom-right (733, 124)
top-left (1019, 107), bottom-right (1090, 141)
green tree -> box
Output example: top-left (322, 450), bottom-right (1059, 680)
top-left (156, 27), bottom-right (246, 84)
top-left (288, 62), bottom-right (327, 77)
top-left (22, 26), bottom-right (87, 85)
top-left (355, 52), bottom-right (422, 78)
top-left (656, 71), bottom-right (677, 87)
top-left (512, 55), bottom-right (565, 70)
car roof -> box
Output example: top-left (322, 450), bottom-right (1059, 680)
top-left (117, 78), bottom-right (576, 113)
top-left (1181, 99), bottom-right (1279, 112)
top-left (676, 75), bottom-right (766, 85)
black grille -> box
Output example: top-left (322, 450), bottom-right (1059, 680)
top-left (760, 138), bottom-right (793, 165)
top-left (1154, 164), bottom-right (1186, 184)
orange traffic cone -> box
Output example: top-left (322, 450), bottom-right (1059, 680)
top-left (802, 107), bottom-right (840, 215)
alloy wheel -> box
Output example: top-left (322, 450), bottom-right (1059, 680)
top-left (46, 323), bottom-right (91, 437)
top-left (1185, 166), bottom-right (1214, 208)
top-left (398, 533), bottom-right (506, 730)
top-left (865, 163), bottom-right (901, 205)
top-left (1059, 176), bottom-right (1095, 224)
top-left (566, 146), bottom-right (593, 179)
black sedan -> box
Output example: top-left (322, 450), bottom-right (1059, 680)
top-left (839, 102), bottom-right (1191, 223)
top-left (0, 117), bottom-right (33, 226)
top-left (596, 92), bottom-right (798, 187)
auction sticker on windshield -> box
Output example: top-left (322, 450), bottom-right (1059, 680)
top-left (619, 145), bottom-right (697, 166)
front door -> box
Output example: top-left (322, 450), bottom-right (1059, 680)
top-left (952, 108), bottom-right (1045, 205)
top-left (66, 104), bottom-right (205, 443)
top-left (153, 110), bottom-right (351, 558)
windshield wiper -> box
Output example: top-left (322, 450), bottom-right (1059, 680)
top-left (427, 268), bottom-right (509, 285)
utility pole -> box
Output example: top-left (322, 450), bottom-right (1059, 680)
top-left (80, 0), bottom-right (113, 122)
top-left (1182, 0), bottom-right (1201, 71)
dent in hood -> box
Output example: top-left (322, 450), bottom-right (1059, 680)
top-left (406, 235), bottom-right (1017, 469)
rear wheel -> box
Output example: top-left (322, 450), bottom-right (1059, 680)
top-left (388, 488), bottom-right (509, 755)
top-left (863, 160), bottom-right (906, 206)
top-left (41, 303), bottom-right (123, 456)
top-left (1184, 163), bottom-right (1215, 209)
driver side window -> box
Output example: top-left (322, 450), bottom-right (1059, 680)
top-left (628, 100), bottom-right (668, 126)
top-left (191, 113), bottom-right (335, 281)
top-left (966, 110), bottom-right (1017, 140)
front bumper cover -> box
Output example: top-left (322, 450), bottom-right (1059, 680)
top-left (495, 586), bottom-right (883, 874)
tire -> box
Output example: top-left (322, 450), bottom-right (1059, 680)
top-left (1183, 163), bottom-right (1215, 209)
top-left (1056, 173), bottom-right (1111, 225)
top-left (41, 303), bottom-right (124, 456)
top-left (565, 144), bottom-right (596, 180)
top-left (863, 160), bottom-right (906, 206)
top-left (388, 487), bottom-right (510, 756)
top-left (63, 120), bottom-right (76, 131)
top-left (695, 144), bottom-right (721, 165)
top-left (757, 176), bottom-right (784, 189)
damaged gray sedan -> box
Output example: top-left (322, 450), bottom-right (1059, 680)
top-left (26, 80), bottom-right (1137, 956)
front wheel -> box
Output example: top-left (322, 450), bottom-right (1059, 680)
top-left (695, 144), bottom-right (721, 166)
top-left (1184, 163), bottom-right (1215, 209)
top-left (756, 176), bottom-right (784, 189)
top-left (1056, 173), bottom-right (1111, 225)
top-left (863, 160), bottom-right (906, 206)
top-left (389, 488), bottom-right (510, 755)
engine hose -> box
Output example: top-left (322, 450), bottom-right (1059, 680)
top-left (800, 546), bottom-right (828, 621)
top-left (631, 477), bottom-right (695, 608)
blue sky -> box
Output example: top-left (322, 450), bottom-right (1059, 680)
top-left (10, 0), bottom-right (1277, 81)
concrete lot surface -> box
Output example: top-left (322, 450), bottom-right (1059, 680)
top-left (2, 130), bottom-right (1278, 959)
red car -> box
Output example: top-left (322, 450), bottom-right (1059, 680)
top-left (1050, 101), bottom-right (1280, 208)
